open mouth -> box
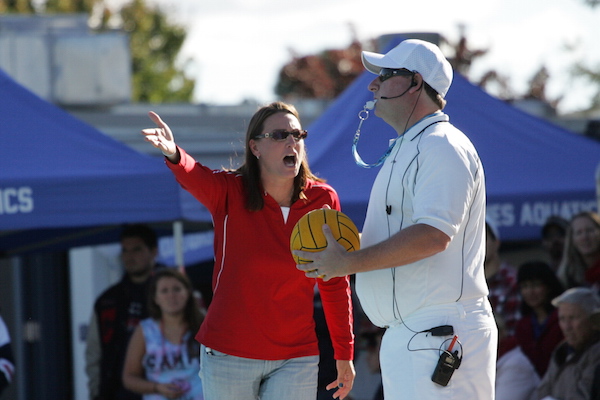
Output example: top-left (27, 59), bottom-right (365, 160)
top-left (283, 155), bottom-right (296, 167)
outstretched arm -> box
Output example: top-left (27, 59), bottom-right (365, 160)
top-left (141, 111), bottom-right (180, 164)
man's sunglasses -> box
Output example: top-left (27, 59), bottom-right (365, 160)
top-left (254, 129), bottom-right (308, 141)
top-left (379, 68), bottom-right (415, 83)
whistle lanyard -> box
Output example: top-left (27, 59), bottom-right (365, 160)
top-left (352, 106), bottom-right (443, 169)
top-left (352, 103), bottom-right (401, 168)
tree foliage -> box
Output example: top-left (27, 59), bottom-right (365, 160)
top-left (0, 0), bottom-right (195, 103)
top-left (0, 0), bottom-right (33, 12)
top-left (117, 0), bottom-right (194, 102)
top-left (42, 0), bottom-right (96, 12)
top-left (275, 24), bottom-right (365, 100)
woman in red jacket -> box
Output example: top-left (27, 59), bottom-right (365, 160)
top-left (514, 261), bottom-right (564, 377)
top-left (142, 102), bottom-right (355, 400)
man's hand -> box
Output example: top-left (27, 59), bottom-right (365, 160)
top-left (294, 224), bottom-right (351, 281)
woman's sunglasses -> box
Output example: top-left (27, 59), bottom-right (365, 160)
top-left (254, 129), bottom-right (308, 141)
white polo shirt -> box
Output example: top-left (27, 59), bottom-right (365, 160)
top-left (356, 112), bottom-right (489, 328)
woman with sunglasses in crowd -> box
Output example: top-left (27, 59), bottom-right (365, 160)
top-left (141, 102), bottom-right (355, 400)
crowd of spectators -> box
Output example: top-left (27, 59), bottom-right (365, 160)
top-left (491, 212), bottom-right (600, 400)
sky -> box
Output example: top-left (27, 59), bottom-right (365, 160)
top-left (139, 0), bottom-right (599, 114)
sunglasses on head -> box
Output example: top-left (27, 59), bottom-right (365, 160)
top-left (379, 68), bottom-right (414, 83)
top-left (254, 129), bottom-right (308, 141)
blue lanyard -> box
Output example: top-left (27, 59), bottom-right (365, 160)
top-left (352, 106), bottom-right (442, 168)
top-left (352, 102), bottom-right (399, 168)
top-left (352, 134), bottom-right (400, 168)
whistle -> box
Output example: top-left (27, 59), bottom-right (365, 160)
top-left (365, 100), bottom-right (377, 110)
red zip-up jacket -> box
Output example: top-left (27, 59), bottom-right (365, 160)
top-left (167, 147), bottom-right (354, 361)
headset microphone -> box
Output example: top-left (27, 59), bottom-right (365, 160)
top-left (380, 78), bottom-right (418, 100)
top-left (380, 86), bottom-right (411, 100)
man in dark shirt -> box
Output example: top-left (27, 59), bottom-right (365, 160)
top-left (85, 224), bottom-right (161, 400)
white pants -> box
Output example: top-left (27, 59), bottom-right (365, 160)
top-left (379, 297), bottom-right (497, 400)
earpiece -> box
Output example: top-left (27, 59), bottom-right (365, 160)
top-left (410, 76), bottom-right (418, 87)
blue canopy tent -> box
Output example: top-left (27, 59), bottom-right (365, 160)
top-left (0, 68), bottom-right (211, 255)
top-left (306, 37), bottom-right (600, 242)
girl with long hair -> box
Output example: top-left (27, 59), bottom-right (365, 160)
top-left (123, 268), bottom-right (204, 399)
top-left (557, 211), bottom-right (600, 289)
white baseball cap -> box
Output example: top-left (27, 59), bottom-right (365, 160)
top-left (361, 39), bottom-right (453, 98)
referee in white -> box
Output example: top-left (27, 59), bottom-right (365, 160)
top-left (296, 39), bottom-right (497, 399)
